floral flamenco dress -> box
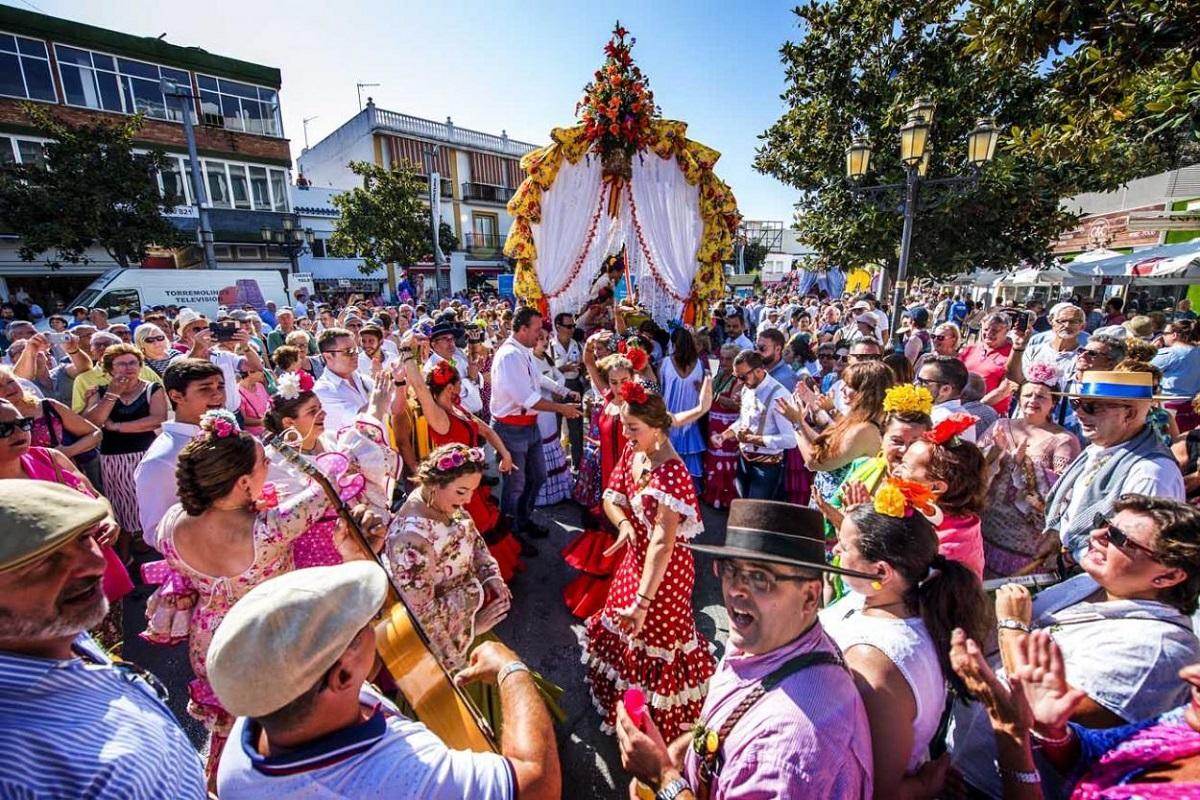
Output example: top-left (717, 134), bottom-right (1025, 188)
top-left (139, 483), bottom-right (332, 773)
top-left (428, 406), bottom-right (524, 582)
top-left (581, 444), bottom-right (716, 736)
top-left (571, 391), bottom-right (604, 510)
top-left (562, 390), bottom-right (626, 618)
top-left (701, 374), bottom-right (739, 509)
top-left (270, 416), bottom-right (397, 569)
top-left (385, 494), bottom-right (563, 732)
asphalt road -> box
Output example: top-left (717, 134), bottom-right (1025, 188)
top-left (120, 499), bottom-right (733, 799)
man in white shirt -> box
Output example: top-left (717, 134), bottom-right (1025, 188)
top-left (723, 309), bottom-right (753, 351)
top-left (209, 562), bottom-right (560, 800)
top-left (313, 327), bottom-right (374, 435)
top-left (711, 350), bottom-right (795, 500)
top-left (550, 312), bottom-right (584, 465)
top-left (914, 354), bottom-right (977, 443)
top-left (134, 359), bottom-right (227, 548)
top-left (489, 307), bottom-right (581, 540)
top-left (423, 321), bottom-right (483, 414)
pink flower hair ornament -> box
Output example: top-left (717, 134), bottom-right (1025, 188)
top-left (433, 446), bottom-right (486, 472)
top-left (196, 409), bottom-right (241, 442)
top-left (1026, 361), bottom-right (1060, 386)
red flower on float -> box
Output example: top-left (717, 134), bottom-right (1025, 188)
top-left (577, 21), bottom-right (660, 156)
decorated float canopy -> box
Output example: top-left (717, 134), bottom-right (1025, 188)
top-left (504, 23), bottom-right (742, 324)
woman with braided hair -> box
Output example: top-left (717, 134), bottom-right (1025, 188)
top-left (140, 409), bottom-right (385, 784)
top-left (581, 381), bottom-right (716, 737)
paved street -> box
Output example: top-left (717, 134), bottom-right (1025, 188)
top-left (121, 499), bottom-right (732, 798)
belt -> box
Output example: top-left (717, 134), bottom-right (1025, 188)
top-left (496, 414), bottom-right (538, 426)
top-left (741, 450), bottom-right (783, 465)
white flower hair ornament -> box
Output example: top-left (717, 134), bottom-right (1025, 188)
top-left (276, 372), bottom-right (301, 401)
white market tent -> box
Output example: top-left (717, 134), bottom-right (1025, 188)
top-left (1063, 240), bottom-right (1200, 285)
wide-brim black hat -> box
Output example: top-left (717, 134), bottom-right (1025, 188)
top-left (428, 320), bottom-right (461, 341)
top-left (685, 499), bottom-right (876, 579)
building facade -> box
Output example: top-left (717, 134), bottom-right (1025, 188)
top-left (298, 99), bottom-right (538, 296)
top-left (0, 6), bottom-right (295, 313)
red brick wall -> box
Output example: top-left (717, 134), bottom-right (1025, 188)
top-left (0, 98), bottom-right (292, 164)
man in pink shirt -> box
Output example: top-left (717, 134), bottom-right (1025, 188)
top-left (614, 500), bottom-right (875, 799)
top-left (958, 310), bottom-right (1016, 414)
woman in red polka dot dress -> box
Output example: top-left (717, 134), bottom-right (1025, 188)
top-left (581, 381), bottom-right (716, 737)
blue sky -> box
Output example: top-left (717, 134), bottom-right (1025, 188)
top-left (16, 0), bottom-right (806, 221)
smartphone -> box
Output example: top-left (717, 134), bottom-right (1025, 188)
top-left (47, 331), bottom-right (70, 346)
top-left (209, 321), bottom-right (237, 342)
top-left (1013, 311), bottom-right (1029, 334)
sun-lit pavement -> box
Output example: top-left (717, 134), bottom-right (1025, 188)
top-left (121, 499), bottom-right (732, 797)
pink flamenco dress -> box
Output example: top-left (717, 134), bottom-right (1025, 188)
top-left (139, 482), bottom-right (332, 775)
top-left (581, 444), bottom-right (716, 737)
top-left (562, 392), bottom-right (626, 618)
top-left (270, 416), bottom-right (398, 569)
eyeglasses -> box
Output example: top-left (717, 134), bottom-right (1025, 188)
top-left (325, 348), bottom-right (360, 357)
top-left (557, 322), bottom-right (576, 329)
top-left (848, 353), bottom-right (881, 361)
top-left (1055, 317), bottom-right (1085, 326)
top-left (1078, 349), bottom-right (1110, 361)
top-left (914, 376), bottom-right (946, 388)
top-left (1069, 398), bottom-right (1130, 416)
top-left (932, 334), bottom-right (956, 342)
top-left (714, 560), bottom-right (817, 594)
top-left (1092, 513), bottom-right (1159, 560)
top-left (835, 354), bottom-right (850, 362)
top-left (142, 335), bottom-right (166, 343)
top-left (0, 417), bottom-right (34, 438)
top-left (733, 370), bottom-right (754, 382)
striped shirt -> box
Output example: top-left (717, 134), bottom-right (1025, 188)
top-left (0, 634), bottom-right (206, 799)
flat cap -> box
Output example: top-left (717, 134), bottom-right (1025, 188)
top-left (0, 481), bottom-right (111, 573)
top-left (207, 562), bottom-right (388, 718)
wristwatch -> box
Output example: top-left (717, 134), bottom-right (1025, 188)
top-left (497, 660), bottom-right (530, 686)
top-left (656, 777), bottom-right (691, 800)
top-left (997, 618), bottom-right (1031, 634)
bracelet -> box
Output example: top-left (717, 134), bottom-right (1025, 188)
top-left (997, 618), bottom-right (1031, 634)
top-left (993, 761), bottom-right (1040, 784)
top-left (656, 777), bottom-right (691, 800)
top-left (497, 661), bottom-right (530, 686)
top-left (1012, 347), bottom-right (1025, 352)
top-left (618, 519), bottom-right (634, 530)
top-left (1030, 726), bottom-right (1073, 747)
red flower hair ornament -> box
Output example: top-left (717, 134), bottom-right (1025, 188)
top-left (924, 413), bottom-right (978, 446)
top-left (429, 360), bottom-right (458, 387)
top-left (618, 380), bottom-right (649, 405)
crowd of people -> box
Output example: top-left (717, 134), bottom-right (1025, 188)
top-left (2, 273), bottom-right (1200, 800)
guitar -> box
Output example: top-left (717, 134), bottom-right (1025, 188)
top-left (268, 435), bottom-right (498, 753)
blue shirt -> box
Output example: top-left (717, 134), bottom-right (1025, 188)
top-left (948, 301), bottom-right (968, 324)
top-left (1151, 344), bottom-right (1200, 397)
top-left (0, 635), bottom-right (206, 799)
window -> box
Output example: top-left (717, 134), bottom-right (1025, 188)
top-left (197, 74), bottom-right (282, 137)
top-left (0, 33), bottom-right (55, 101)
top-left (16, 139), bottom-right (44, 168)
top-left (160, 157), bottom-right (186, 203)
top-left (0, 136), bottom-right (12, 165)
top-left (310, 239), bottom-right (326, 258)
top-left (95, 288), bottom-right (140, 317)
top-left (205, 161), bottom-right (231, 208)
top-left (228, 164), bottom-right (251, 210)
top-left (249, 166), bottom-right (270, 208)
top-left (158, 155), bottom-right (289, 212)
top-left (56, 45), bottom-right (189, 121)
top-left (269, 169), bottom-right (288, 212)
top-left (212, 245), bottom-right (232, 259)
top-left (236, 245), bottom-right (262, 260)
top-left (473, 213), bottom-right (499, 238)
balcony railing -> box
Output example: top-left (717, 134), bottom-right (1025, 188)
top-left (464, 232), bottom-right (504, 259)
top-left (416, 174), bottom-right (453, 199)
top-left (462, 182), bottom-right (515, 204)
top-left (370, 107), bottom-right (538, 158)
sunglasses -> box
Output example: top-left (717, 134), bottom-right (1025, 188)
top-left (932, 334), bottom-right (955, 341)
top-left (1078, 349), bottom-right (1110, 360)
top-left (142, 335), bottom-right (166, 343)
top-left (1093, 513), bottom-right (1158, 559)
top-left (1069, 398), bottom-right (1128, 416)
top-left (849, 353), bottom-right (881, 361)
top-left (0, 417), bottom-right (34, 438)
top-left (325, 348), bottom-right (360, 357)
top-left (557, 322), bottom-right (576, 329)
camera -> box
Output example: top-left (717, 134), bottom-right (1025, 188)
top-left (209, 321), bottom-right (238, 342)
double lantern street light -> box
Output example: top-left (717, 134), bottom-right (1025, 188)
top-left (845, 99), bottom-right (1001, 331)
top-left (260, 216), bottom-right (315, 274)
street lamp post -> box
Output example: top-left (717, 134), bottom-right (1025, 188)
top-left (847, 100), bottom-right (1000, 331)
top-left (260, 214), bottom-right (315, 274)
top-left (160, 78), bottom-right (218, 270)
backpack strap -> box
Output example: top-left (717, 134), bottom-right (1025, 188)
top-left (693, 650), bottom-right (844, 800)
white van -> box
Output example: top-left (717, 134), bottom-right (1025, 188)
top-left (57, 269), bottom-right (314, 325)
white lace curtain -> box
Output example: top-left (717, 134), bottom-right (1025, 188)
top-left (531, 157), bottom-right (608, 321)
top-left (627, 152), bottom-right (703, 323)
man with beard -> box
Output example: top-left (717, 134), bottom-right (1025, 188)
top-left (615, 500), bottom-right (874, 799)
top-left (0, 481), bottom-right (206, 798)
top-left (755, 328), bottom-right (797, 392)
top-left (712, 351), bottom-right (795, 500)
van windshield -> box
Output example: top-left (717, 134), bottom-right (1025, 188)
top-left (70, 289), bottom-right (99, 309)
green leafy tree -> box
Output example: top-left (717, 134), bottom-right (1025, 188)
top-left (741, 240), bottom-right (770, 274)
top-left (756, 0), bottom-right (1079, 281)
top-left (330, 161), bottom-right (459, 276)
top-left (0, 105), bottom-right (186, 267)
top-left (962, 0), bottom-right (1200, 187)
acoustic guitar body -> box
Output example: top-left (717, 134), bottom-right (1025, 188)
top-left (375, 603), bottom-right (497, 753)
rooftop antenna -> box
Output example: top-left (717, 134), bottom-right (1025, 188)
top-left (356, 82), bottom-right (380, 112)
top-left (302, 115), bottom-right (319, 150)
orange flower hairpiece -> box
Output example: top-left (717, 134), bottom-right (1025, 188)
top-left (924, 413), bottom-right (978, 446)
top-left (873, 476), bottom-right (941, 519)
